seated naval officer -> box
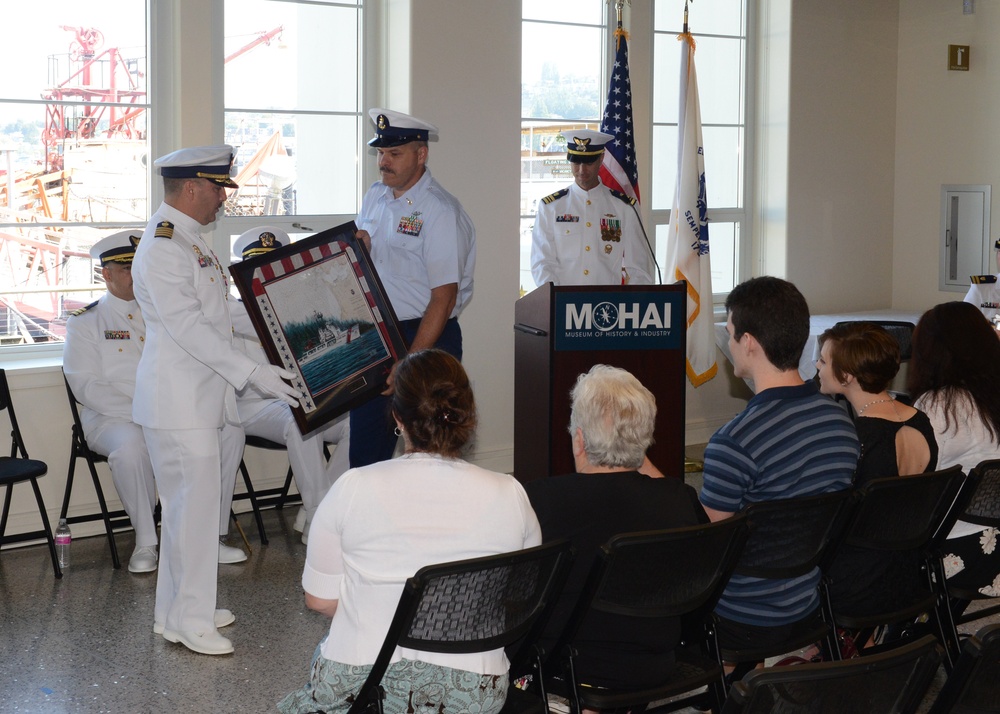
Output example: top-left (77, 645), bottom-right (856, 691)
top-left (231, 226), bottom-right (351, 544)
top-left (530, 129), bottom-right (654, 287)
top-left (63, 230), bottom-right (160, 574)
top-left (964, 238), bottom-right (1000, 327)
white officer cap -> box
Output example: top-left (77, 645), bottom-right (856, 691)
top-left (566, 129), bottom-right (614, 163)
top-left (154, 145), bottom-right (240, 188)
top-left (233, 226), bottom-right (289, 261)
top-left (89, 229), bottom-right (142, 265)
top-left (367, 108), bottom-right (438, 148)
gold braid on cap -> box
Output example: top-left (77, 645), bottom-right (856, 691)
top-left (195, 171), bottom-right (234, 181)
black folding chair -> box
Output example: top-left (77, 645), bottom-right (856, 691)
top-left (929, 623), bottom-right (1000, 714)
top-left (347, 540), bottom-right (575, 714)
top-left (59, 375), bottom-right (135, 569)
top-left (945, 460), bottom-right (1000, 627)
top-left (719, 490), bottom-right (857, 678)
top-left (233, 434), bottom-right (294, 545)
top-left (820, 466), bottom-right (969, 668)
top-left (721, 635), bottom-right (943, 714)
top-left (0, 368), bottom-right (61, 578)
top-left (542, 515), bottom-right (750, 714)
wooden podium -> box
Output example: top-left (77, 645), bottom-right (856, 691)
top-left (513, 283), bottom-right (687, 483)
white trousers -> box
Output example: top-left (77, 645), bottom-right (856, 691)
top-left (143, 424), bottom-right (244, 632)
top-left (242, 402), bottom-right (350, 518)
top-left (85, 419), bottom-right (158, 548)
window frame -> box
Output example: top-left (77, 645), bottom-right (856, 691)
top-left (648, 0), bottom-right (755, 305)
top-left (1, 0), bottom-right (374, 361)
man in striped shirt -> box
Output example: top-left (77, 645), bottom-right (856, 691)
top-left (700, 276), bottom-right (859, 657)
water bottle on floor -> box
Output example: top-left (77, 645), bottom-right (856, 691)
top-left (55, 518), bottom-right (71, 569)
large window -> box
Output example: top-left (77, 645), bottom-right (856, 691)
top-left (0, 0), bottom-right (367, 350)
top-left (222, 0), bottom-right (364, 233)
top-left (651, 0), bottom-right (750, 296)
top-left (520, 0), bottom-right (751, 298)
top-left (520, 0), bottom-right (608, 295)
top-left (0, 3), bottom-right (148, 346)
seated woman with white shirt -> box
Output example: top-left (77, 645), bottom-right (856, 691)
top-left (278, 349), bottom-right (542, 714)
top-left (908, 302), bottom-right (1000, 604)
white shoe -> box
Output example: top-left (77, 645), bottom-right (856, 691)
top-left (153, 608), bottom-right (235, 635)
top-left (218, 541), bottom-right (247, 564)
top-left (162, 628), bottom-right (234, 656)
top-left (292, 507), bottom-right (307, 533)
top-left (128, 545), bottom-right (158, 573)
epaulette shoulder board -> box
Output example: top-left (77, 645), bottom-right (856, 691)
top-left (609, 189), bottom-right (637, 206)
top-left (971, 274), bottom-right (998, 284)
top-left (541, 188), bottom-right (569, 205)
top-left (154, 221), bottom-right (174, 239)
top-left (70, 300), bottom-right (100, 317)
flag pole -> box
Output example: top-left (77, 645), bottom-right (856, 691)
top-left (683, 0), bottom-right (690, 34)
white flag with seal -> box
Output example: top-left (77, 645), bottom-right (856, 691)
top-left (664, 31), bottom-right (717, 387)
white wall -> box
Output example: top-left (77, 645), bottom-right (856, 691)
top-left (782, 0), bottom-right (900, 313)
top-left (892, 0), bottom-right (1000, 311)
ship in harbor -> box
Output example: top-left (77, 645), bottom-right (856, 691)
top-left (298, 323), bottom-right (360, 366)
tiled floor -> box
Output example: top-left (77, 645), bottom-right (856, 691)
top-left (0, 508), bottom-right (327, 713)
top-left (0, 496), bottom-right (997, 713)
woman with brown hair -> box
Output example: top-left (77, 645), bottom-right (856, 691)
top-left (279, 349), bottom-right (541, 714)
top-left (816, 321), bottom-right (937, 487)
top-left (817, 321), bottom-right (939, 616)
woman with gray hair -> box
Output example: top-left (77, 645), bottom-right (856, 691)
top-left (525, 364), bottom-right (706, 699)
top-left (568, 363), bottom-right (659, 469)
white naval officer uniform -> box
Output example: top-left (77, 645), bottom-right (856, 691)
top-left (235, 335), bottom-right (350, 521)
top-left (63, 292), bottom-right (158, 549)
top-left (132, 201), bottom-right (259, 635)
top-left (964, 274), bottom-right (1000, 324)
top-left (530, 182), bottom-right (654, 287)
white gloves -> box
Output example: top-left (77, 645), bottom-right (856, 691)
top-left (247, 364), bottom-right (302, 408)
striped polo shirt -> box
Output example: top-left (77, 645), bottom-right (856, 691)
top-left (700, 382), bottom-right (859, 626)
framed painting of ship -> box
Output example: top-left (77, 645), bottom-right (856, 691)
top-left (229, 221), bottom-right (406, 435)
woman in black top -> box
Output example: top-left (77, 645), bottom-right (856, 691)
top-left (815, 322), bottom-right (938, 614)
top-left (815, 322), bottom-right (938, 485)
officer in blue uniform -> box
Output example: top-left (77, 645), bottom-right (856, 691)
top-left (350, 109), bottom-right (476, 468)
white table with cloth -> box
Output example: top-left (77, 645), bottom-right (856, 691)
top-left (714, 309), bottom-right (925, 384)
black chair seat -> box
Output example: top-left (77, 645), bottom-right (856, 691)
top-left (0, 368), bottom-right (61, 578)
top-left (720, 490), bottom-right (856, 676)
top-left (721, 635), bottom-right (943, 714)
top-left (0, 456), bottom-right (47, 482)
top-left (347, 540), bottom-right (575, 714)
top-left (552, 646), bottom-right (724, 712)
top-left (945, 460), bottom-right (1000, 628)
top-left (820, 466), bottom-right (970, 668)
top-left (542, 517), bottom-right (751, 714)
top-left (60, 375), bottom-right (138, 569)
top-left (719, 611), bottom-right (832, 665)
top-left (928, 623), bottom-right (1000, 714)
top-left (235, 434), bottom-right (300, 545)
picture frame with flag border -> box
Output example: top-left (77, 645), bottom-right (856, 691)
top-left (229, 221), bottom-right (406, 435)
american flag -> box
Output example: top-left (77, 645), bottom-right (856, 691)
top-left (599, 31), bottom-right (640, 203)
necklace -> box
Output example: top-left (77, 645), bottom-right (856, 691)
top-left (857, 395), bottom-right (894, 416)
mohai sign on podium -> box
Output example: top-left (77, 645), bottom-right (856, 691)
top-left (513, 283), bottom-right (687, 483)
